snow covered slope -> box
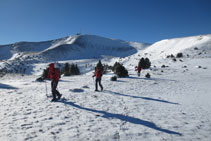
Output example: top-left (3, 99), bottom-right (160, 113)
top-left (0, 34), bottom-right (211, 140)
top-left (143, 34), bottom-right (211, 61)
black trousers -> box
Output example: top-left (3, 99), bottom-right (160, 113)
top-left (95, 78), bottom-right (103, 91)
top-left (51, 80), bottom-right (61, 99)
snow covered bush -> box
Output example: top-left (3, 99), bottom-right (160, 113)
top-left (194, 47), bottom-right (199, 50)
top-left (145, 73), bottom-right (151, 78)
top-left (110, 76), bottom-right (117, 81)
top-left (138, 57), bottom-right (151, 69)
top-left (112, 62), bottom-right (128, 77)
top-left (172, 58), bottom-right (177, 62)
top-left (167, 54), bottom-right (175, 58)
top-left (176, 53), bottom-right (183, 58)
top-left (116, 65), bottom-right (128, 77)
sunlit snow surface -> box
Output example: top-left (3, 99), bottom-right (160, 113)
top-left (0, 34), bottom-right (211, 141)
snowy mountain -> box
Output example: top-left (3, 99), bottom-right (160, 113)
top-left (0, 34), bottom-right (149, 61)
top-left (40, 35), bottom-right (149, 61)
top-left (0, 34), bottom-right (149, 74)
top-left (0, 34), bottom-right (211, 141)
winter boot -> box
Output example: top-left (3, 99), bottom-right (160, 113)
top-left (51, 98), bottom-right (57, 102)
top-left (58, 94), bottom-right (62, 100)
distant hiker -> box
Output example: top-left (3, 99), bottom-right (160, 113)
top-left (93, 66), bottom-right (103, 91)
top-left (136, 66), bottom-right (142, 77)
top-left (48, 63), bottom-right (62, 102)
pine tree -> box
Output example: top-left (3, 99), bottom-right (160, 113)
top-left (145, 58), bottom-right (151, 69)
top-left (70, 64), bottom-right (75, 75)
top-left (138, 57), bottom-right (151, 69)
top-left (63, 63), bottom-right (71, 76)
top-left (42, 68), bottom-right (49, 79)
top-left (70, 64), bottom-right (80, 75)
top-left (112, 62), bottom-right (128, 77)
top-left (96, 60), bottom-right (103, 71)
top-left (138, 58), bottom-right (145, 68)
top-left (75, 64), bottom-right (80, 75)
top-left (116, 64), bottom-right (128, 77)
top-left (112, 62), bottom-right (120, 73)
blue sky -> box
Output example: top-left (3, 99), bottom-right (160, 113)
top-left (0, 0), bottom-right (211, 45)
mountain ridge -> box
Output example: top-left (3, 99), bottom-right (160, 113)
top-left (0, 34), bottom-right (150, 61)
top-left (0, 34), bottom-right (211, 75)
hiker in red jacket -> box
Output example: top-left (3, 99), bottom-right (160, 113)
top-left (136, 66), bottom-right (142, 77)
top-left (48, 63), bottom-right (62, 101)
top-left (93, 67), bottom-right (103, 91)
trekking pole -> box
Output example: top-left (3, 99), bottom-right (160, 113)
top-left (45, 80), bottom-right (48, 98)
top-left (92, 75), bottom-right (95, 83)
top-left (92, 75), bottom-right (95, 89)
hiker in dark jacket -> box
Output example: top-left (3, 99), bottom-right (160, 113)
top-left (48, 63), bottom-right (62, 101)
top-left (93, 67), bottom-right (103, 91)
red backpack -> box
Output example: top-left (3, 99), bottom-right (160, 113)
top-left (95, 68), bottom-right (103, 78)
top-left (48, 63), bottom-right (60, 81)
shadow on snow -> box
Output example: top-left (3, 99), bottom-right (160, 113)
top-left (0, 83), bottom-right (17, 89)
top-left (128, 76), bottom-right (177, 82)
top-left (59, 100), bottom-right (182, 136)
top-left (104, 90), bottom-right (179, 105)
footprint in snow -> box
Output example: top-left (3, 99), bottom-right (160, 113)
top-left (82, 85), bottom-right (89, 89)
top-left (69, 88), bottom-right (84, 93)
top-left (17, 92), bottom-right (22, 94)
